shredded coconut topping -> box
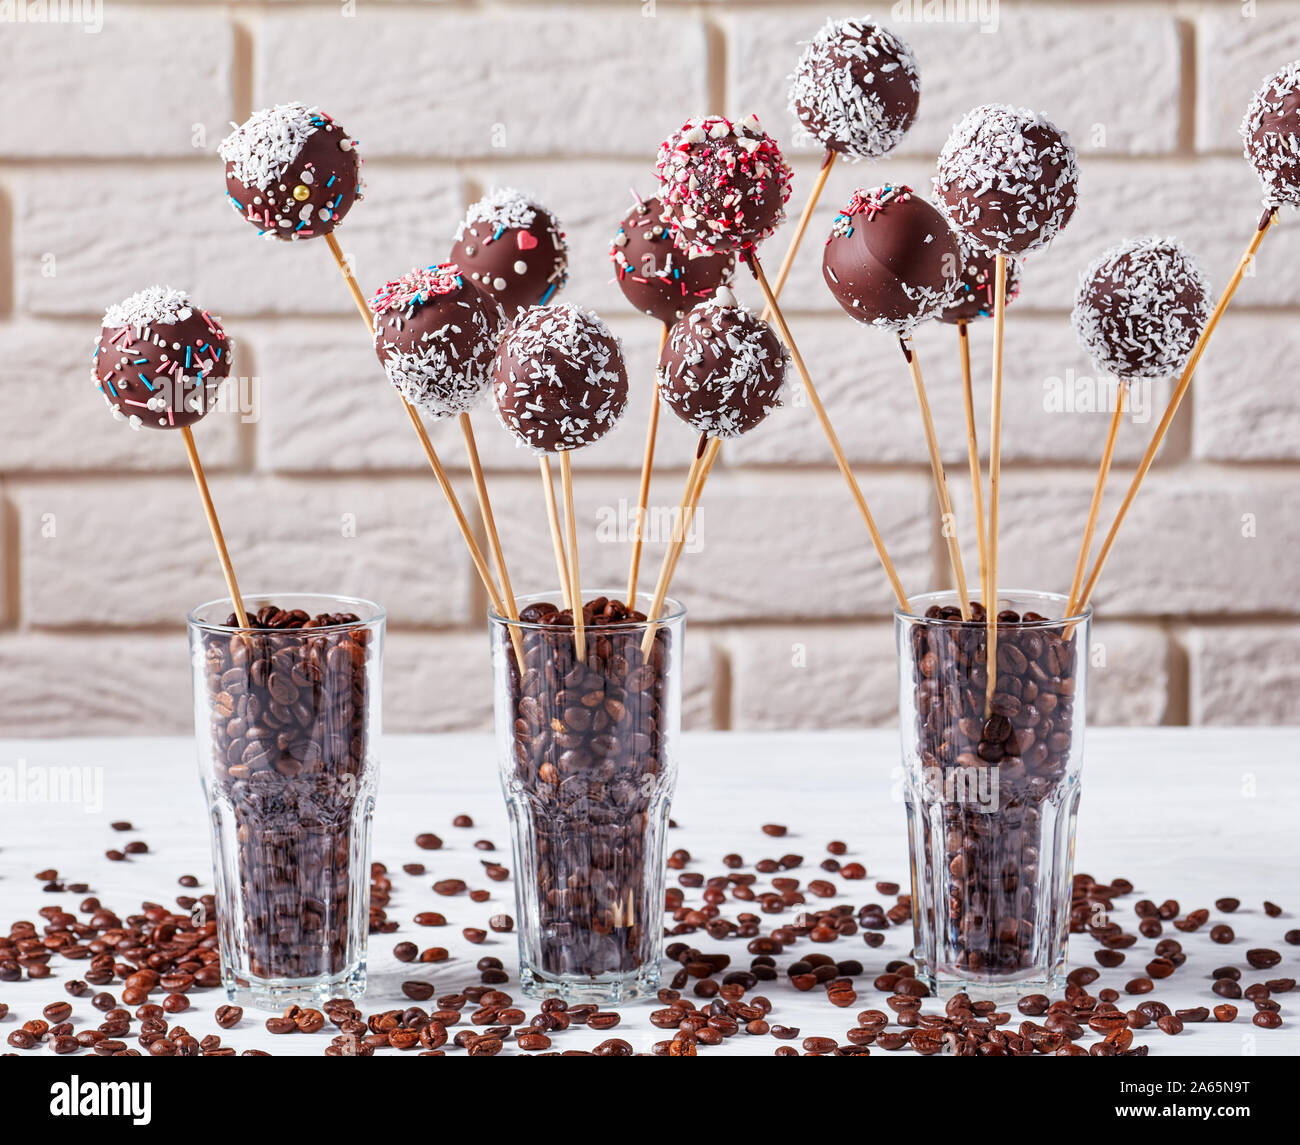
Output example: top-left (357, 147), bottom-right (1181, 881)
top-left (933, 103), bottom-right (1079, 256)
top-left (658, 297), bottom-right (789, 438)
top-left (492, 304), bottom-right (628, 453)
top-left (788, 17), bottom-right (920, 160)
top-left (460, 187), bottom-right (540, 235)
top-left (102, 285), bottom-right (204, 331)
top-left (219, 103), bottom-right (334, 192)
top-left (1071, 236), bottom-right (1210, 379)
top-left (1240, 60), bottom-right (1300, 206)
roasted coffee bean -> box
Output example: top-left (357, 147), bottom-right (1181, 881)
top-left (1215, 897), bottom-right (1240, 913)
top-left (1253, 1011), bottom-right (1282, 1030)
top-left (1156, 1015), bottom-right (1183, 1035)
top-left (414, 912), bottom-right (446, 927)
top-left (1210, 924), bottom-right (1234, 944)
top-left (1214, 1004), bottom-right (1238, 1022)
top-left (1264, 901), bottom-right (1282, 918)
top-left (215, 1005), bottom-right (242, 1029)
top-left (1175, 1007), bottom-right (1209, 1023)
top-left (1246, 948), bottom-right (1282, 970)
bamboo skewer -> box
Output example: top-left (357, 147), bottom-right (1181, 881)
top-left (760, 149), bottom-right (838, 320)
top-left (538, 456), bottom-right (572, 611)
top-left (1065, 379), bottom-right (1129, 618)
top-left (956, 320), bottom-right (989, 592)
top-left (626, 323), bottom-right (670, 606)
top-left (901, 336), bottom-right (971, 619)
top-left (323, 233), bottom-right (523, 664)
top-left (559, 451), bottom-right (585, 661)
top-left (985, 256), bottom-right (1009, 714)
top-left (745, 248), bottom-right (912, 612)
top-left (180, 426), bottom-right (249, 629)
top-left (1074, 210), bottom-right (1279, 617)
top-left (642, 435), bottom-right (718, 654)
top-left (459, 412), bottom-right (520, 625)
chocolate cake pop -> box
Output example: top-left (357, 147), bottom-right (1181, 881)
top-left (657, 287), bottom-right (788, 438)
top-left (940, 240), bottom-right (1023, 324)
top-left (220, 103), bottom-right (362, 241)
top-left (93, 286), bottom-right (231, 430)
top-left (369, 264), bottom-right (507, 417)
top-left (822, 185), bottom-right (961, 331)
top-left (1071, 236), bottom-right (1210, 380)
top-left (449, 188), bottom-right (569, 315)
top-left (788, 18), bottom-right (921, 161)
top-left (655, 114), bottom-right (794, 254)
top-left (492, 304), bottom-right (628, 452)
top-left (610, 195), bottom-right (736, 325)
top-left (934, 104), bottom-right (1079, 256)
top-left (1241, 61), bottom-right (1300, 207)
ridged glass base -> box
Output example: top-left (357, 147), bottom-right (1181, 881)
top-left (223, 962), bottom-right (366, 1012)
top-left (519, 961), bottom-right (660, 1006)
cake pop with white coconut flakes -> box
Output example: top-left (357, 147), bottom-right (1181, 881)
top-left (822, 185), bottom-right (962, 331)
top-left (610, 195), bottom-right (736, 325)
top-left (934, 103), bottom-right (1079, 257)
top-left (1072, 237), bottom-right (1210, 380)
top-left (450, 188), bottom-right (569, 315)
top-left (220, 103), bottom-right (362, 241)
top-left (655, 115), bottom-right (794, 255)
top-left (788, 18), bottom-right (920, 160)
top-left (492, 304), bottom-right (628, 453)
top-left (657, 287), bottom-right (789, 438)
top-left (1241, 60), bottom-right (1300, 207)
top-left (93, 286), bottom-right (232, 430)
top-left (370, 264), bottom-right (507, 417)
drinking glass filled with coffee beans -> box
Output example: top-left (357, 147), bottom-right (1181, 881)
top-left (897, 590), bottom-right (1091, 997)
top-left (189, 593), bottom-right (385, 1009)
top-left (492, 591), bottom-right (684, 1003)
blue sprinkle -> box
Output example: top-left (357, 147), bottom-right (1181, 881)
top-left (137, 372), bottom-right (155, 392)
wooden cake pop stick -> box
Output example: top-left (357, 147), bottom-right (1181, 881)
top-left (323, 233), bottom-right (524, 661)
top-left (626, 323), bottom-right (671, 607)
top-left (985, 256), bottom-right (1009, 714)
top-left (459, 413), bottom-right (520, 625)
top-left (746, 248), bottom-right (912, 612)
top-left (180, 426), bottom-right (249, 629)
top-left (1065, 379), bottom-right (1129, 618)
top-left (1075, 210), bottom-right (1279, 616)
top-left (957, 320), bottom-right (989, 591)
top-left (901, 336), bottom-right (971, 619)
top-left (761, 149), bottom-right (838, 320)
top-left (559, 452), bottom-right (585, 661)
top-left (539, 456), bottom-right (572, 611)
top-left (642, 435), bottom-right (719, 654)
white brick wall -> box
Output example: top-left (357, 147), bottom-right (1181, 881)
top-left (1, 0), bottom-right (1297, 735)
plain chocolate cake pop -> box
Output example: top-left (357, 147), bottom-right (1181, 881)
top-left (934, 103), bottom-right (1079, 256)
top-left (610, 195), bottom-right (736, 325)
top-left (1241, 60), bottom-right (1300, 206)
top-left (822, 185), bottom-right (961, 331)
top-left (657, 287), bottom-right (789, 438)
top-left (492, 304), bottom-right (628, 452)
top-left (655, 114), bottom-right (794, 254)
top-left (788, 18), bottom-right (921, 160)
top-left (940, 240), bottom-right (1023, 324)
top-left (1071, 236), bottom-right (1210, 380)
top-left (449, 188), bottom-right (569, 315)
top-left (369, 264), bottom-right (507, 416)
top-left (93, 286), bottom-right (232, 430)
top-left (220, 103), bottom-right (362, 241)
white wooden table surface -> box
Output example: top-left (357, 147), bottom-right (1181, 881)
top-left (1, 729), bottom-right (1296, 1057)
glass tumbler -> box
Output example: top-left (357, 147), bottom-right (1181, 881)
top-left (896, 590), bottom-right (1091, 997)
top-left (491, 590), bottom-right (684, 1004)
top-left (189, 593), bottom-right (384, 1009)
